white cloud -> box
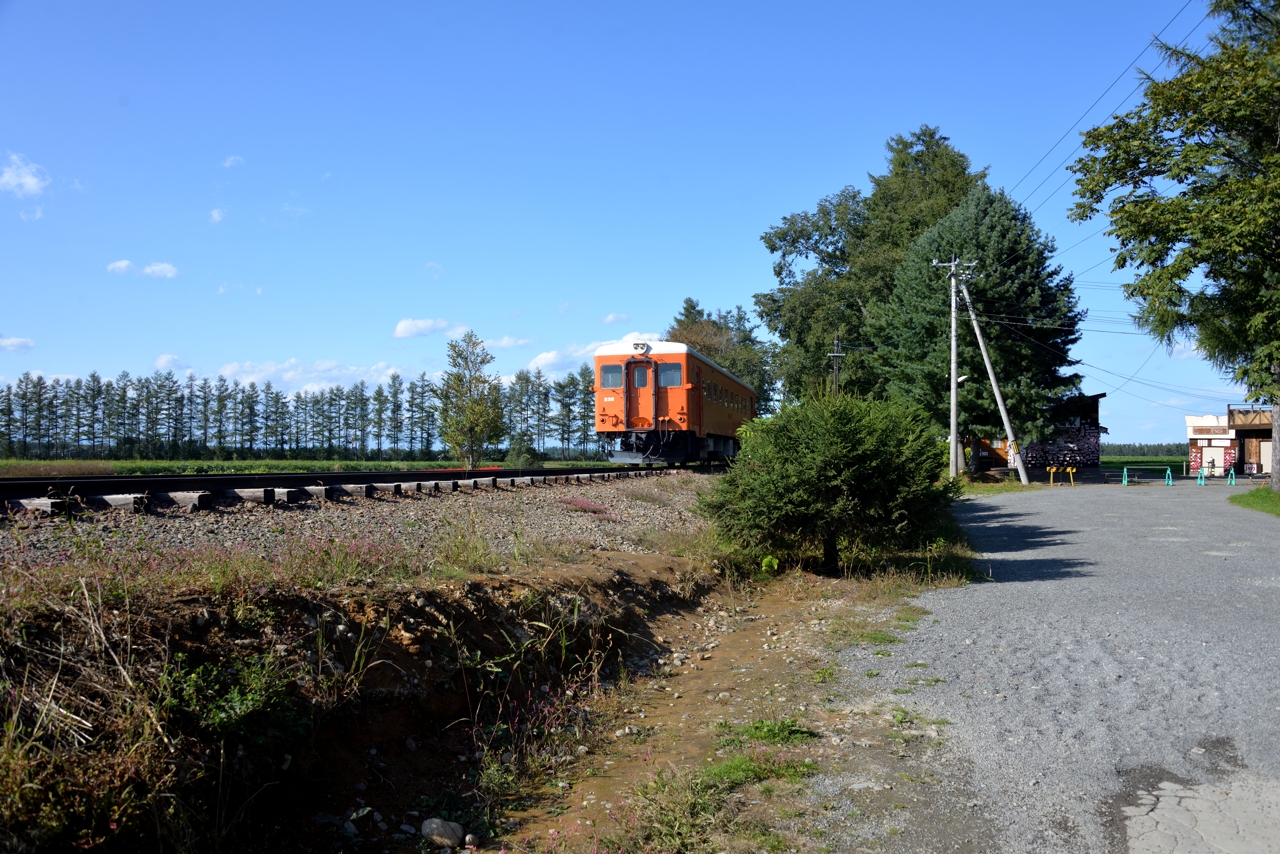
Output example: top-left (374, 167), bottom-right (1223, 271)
top-left (602, 313), bottom-right (630, 325)
top-left (19, 205), bottom-right (42, 221)
top-left (223, 155), bottom-right (244, 167)
top-left (447, 325), bottom-right (470, 338)
top-left (0, 336), bottom-right (35, 352)
top-left (255, 287), bottom-right (262, 295)
top-left (210, 208), bottom-right (225, 223)
top-left (281, 203), bottom-right (308, 215)
top-left (528, 330), bottom-right (660, 375)
top-left (0, 154), bottom-right (50, 198)
top-left (557, 302), bottom-right (573, 315)
top-left (217, 358), bottom-right (403, 393)
top-left (155, 353), bottom-right (187, 370)
top-left (393, 317), bottom-right (449, 338)
top-left (321, 172), bottom-right (331, 180)
top-left (142, 262), bottom-right (178, 278)
top-left (107, 260), bottom-right (133, 274)
top-left (424, 261), bottom-right (444, 279)
top-left (486, 335), bottom-right (533, 349)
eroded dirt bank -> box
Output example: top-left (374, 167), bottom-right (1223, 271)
top-left (1, 472), bottom-right (993, 853)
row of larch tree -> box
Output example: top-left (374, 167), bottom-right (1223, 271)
top-left (0, 346), bottom-right (601, 463)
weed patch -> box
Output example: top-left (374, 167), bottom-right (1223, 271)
top-left (601, 749), bottom-right (816, 854)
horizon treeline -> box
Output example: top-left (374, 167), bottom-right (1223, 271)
top-left (0, 364), bottom-right (600, 462)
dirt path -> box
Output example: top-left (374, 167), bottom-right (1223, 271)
top-left (505, 573), bottom-right (998, 853)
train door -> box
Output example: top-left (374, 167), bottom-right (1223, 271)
top-left (626, 361), bottom-right (654, 429)
top-left (693, 366), bottom-right (703, 436)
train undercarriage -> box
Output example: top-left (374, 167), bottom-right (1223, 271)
top-left (603, 430), bottom-right (740, 465)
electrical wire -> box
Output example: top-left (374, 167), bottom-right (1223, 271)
top-left (1008, 0), bottom-right (1198, 196)
top-left (991, 319), bottom-right (1245, 407)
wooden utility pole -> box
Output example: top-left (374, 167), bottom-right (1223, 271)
top-left (934, 256), bottom-right (976, 479)
top-left (828, 334), bottom-right (844, 394)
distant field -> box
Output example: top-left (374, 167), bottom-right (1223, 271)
top-left (1100, 455), bottom-right (1186, 470)
top-left (0, 458), bottom-right (615, 477)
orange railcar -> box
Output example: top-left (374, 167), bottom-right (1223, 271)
top-left (593, 341), bottom-right (756, 463)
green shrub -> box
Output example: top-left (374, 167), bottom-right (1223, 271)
top-left (699, 394), bottom-right (957, 568)
top-left (161, 653), bottom-right (297, 743)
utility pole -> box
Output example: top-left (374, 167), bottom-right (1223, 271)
top-left (828, 333), bottom-right (844, 394)
top-left (934, 256), bottom-right (976, 479)
top-left (958, 275), bottom-right (1031, 486)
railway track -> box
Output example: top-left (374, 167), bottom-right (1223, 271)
top-left (0, 465), bottom-right (675, 514)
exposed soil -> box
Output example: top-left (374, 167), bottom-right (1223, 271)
top-left (2, 472), bottom-right (995, 853)
top-left (507, 572), bottom-right (998, 854)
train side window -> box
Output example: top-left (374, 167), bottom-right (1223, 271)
top-left (600, 365), bottom-right (623, 389)
top-left (633, 366), bottom-right (648, 388)
top-left (702, 380), bottom-right (709, 397)
top-left (657, 364), bottom-right (682, 387)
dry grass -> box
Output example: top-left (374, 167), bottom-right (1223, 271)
top-left (0, 532), bottom-right (438, 613)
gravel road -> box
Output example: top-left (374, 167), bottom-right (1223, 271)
top-left (871, 483), bottom-right (1280, 853)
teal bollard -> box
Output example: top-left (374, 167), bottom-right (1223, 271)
top-left (1122, 467), bottom-right (1129, 486)
top-left (1197, 468), bottom-right (1206, 485)
top-left (1228, 469), bottom-right (1236, 485)
top-left (1165, 468), bottom-right (1173, 485)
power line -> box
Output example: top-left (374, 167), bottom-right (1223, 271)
top-left (1021, 10), bottom-right (1212, 218)
top-left (1008, 0), bottom-right (1198, 196)
top-left (991, 319), bottom-right (1245, 407)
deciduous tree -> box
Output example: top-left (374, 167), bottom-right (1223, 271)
top-left (1070, 0), bottom-right (1280, 486)
top-left (755, 126), bottom-right (986, 396)
top-left (434, 331), bottom-right (506, 469)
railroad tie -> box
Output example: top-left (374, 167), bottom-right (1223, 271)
top-left (221, 488), bottom-right (275, 505)
top-left (86, 494), bottom-right (150, 513)
top-left (157, 491), bottom-right (213, 512)
top-left (6, 498), bottom-right (69, 515)
top-left (273, 488), bottom-right (311, 504)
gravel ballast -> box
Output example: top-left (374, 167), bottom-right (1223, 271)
top-left (847, 484), bottom-right (1280, 852)
top-left (0, 471), bottom-right (711, 565)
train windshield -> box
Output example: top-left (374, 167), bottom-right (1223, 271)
top-left (657, 364), bottom-right (682, 387)
top-left (600, 364), bottom-right (623, 388)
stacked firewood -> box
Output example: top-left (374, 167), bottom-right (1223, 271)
top-left (1022, 426), bottom-right (1103, 468)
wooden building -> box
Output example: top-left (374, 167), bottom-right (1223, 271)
top-left (1187, 406), bottom-right (1273, 475)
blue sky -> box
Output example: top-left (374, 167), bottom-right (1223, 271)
top-left (0, 0), bottom-right (1244, 442)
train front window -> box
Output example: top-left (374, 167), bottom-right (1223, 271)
top-left (633, 366), bottom-right (648, 387)
top-left (600, 364), bottom-right (623, 388)
top-left (657, 364), bottom-right (682, 387)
